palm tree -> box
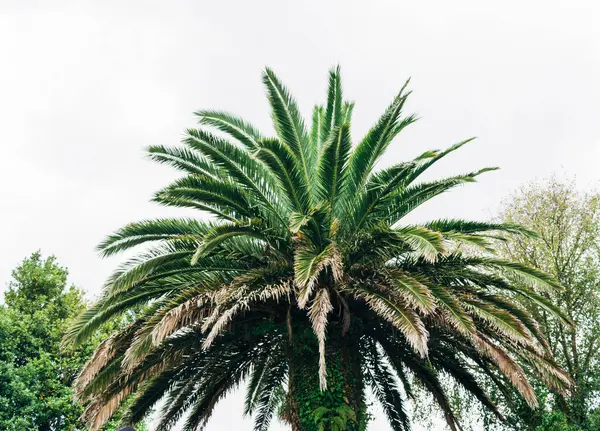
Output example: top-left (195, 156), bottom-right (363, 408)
top-left (66, 67), bottom-right (571, 431)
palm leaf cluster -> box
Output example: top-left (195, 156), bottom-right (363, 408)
top-left (66, 67), bottom-right (571, 431)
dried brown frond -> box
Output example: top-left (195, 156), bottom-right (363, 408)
top-left (83, 349), bottom-right (183, 430)
top-left (202, 282), bottom-right (292, 349)
top-left (307, 287), bottom-right (333, 390)
top-left (473, 334), bottom-right (538, 407)
top-left (296, 244), bottom-right (343, 309)
top-left (152, 295), bottom-right (211, 345)
top-left (74, 322), bottom-right (137, 397)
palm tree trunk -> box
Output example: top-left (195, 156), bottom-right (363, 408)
top-left (287, 324), bottom-right (367, 430)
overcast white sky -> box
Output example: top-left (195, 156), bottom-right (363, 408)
top-left (1, 1), bottom-right (599, 430)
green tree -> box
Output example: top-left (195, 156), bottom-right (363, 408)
top-left (497, 179), bottom-right (600, 430)
top-left (0, 252), bottom-right (87, 430)
top-left (67, 67), bottom-right (571, 431)
top-left (0, 252), bottom-right (147, 431)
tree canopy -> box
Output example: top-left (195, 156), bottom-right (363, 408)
top-left (497, 179), bottom-right (600, 430)
top-left (67, 67), bottom-right (571, 431)
top-left (0, 252), bottom-right (87, 430)
top-left (0, 252), bottom-right (147, 431)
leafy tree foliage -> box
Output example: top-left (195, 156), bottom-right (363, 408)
top-left (0, 252), bottom-right (87, 430)
top-left (68, 67), bottom-right (570, 431)
top-left (0, 252), bottom-right (147, 431)
top-left (496, 179), bottom-right (600, 430)
top-left (311, 404), bottom-right (357, 431)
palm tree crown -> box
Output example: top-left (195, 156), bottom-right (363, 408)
top-left (67, 67), bottom-right (571, 431)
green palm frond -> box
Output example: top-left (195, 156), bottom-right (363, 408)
top-left (252, 360), bottom-right (288, 431)
top-left (185, 128), bottom-right (288, 224)
top-left (428, 343), bottom-right (505, 421)
top-left (395, 225), bottom-right (445, 261)
top-left (365, 341), bottom-right (411, 431)
top-left (147, 144), bottom-right (225, 178)
top-left (256, 137), bottom-right (311, 213)
top-left (320, 65), bottom-right (344, 143)
top-left (190, 222), bottom-right (273, 265)
top-left (404, 137), bottom-right (475, 185)
top-left (344, 79), bottom-right (413, 198)
top-left (463, 297), bottom-right (532, 344)
top-left (424, 219), bottom-right (537, 238)
top-left (382, 168), bottom-right (499, 225)
top-left (245, 352), bottom-right (276, 416)
top-left (318, 123), bottom-right (352, 211)
top-left (98, 218), bottom-right (211, 257)
top-left (195, 110), bottom-right (263, 150)
top-left (376, 334), bottom-right (462, 431)
top-left (310, 105), bottom-right (325, 150)
top-left (263, 68), bottom-right (314, 197)
top-left (342, 101), bottom-right (355, 124)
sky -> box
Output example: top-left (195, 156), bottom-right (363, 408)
top-left (0, 0), bottom-right (599, 429)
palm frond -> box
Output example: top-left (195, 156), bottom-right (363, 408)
top-left (317, 123), bottom-right (352, 211)
top-left (295, 243), bottom-right (342, 308)
top-left (98, 218), bottom-right (211, 257)
top-left (386, 269), bottom-right (435, 314)
top-left (378, 336), bottom-right (462, 431)
top-left (342, 101), bottom-right (355, 124)
top-left (353, 287), bottom-right (428, 357)
top-left (252, 360), bottom-right (288, 431)
top-left (195, 110), bottom-right (263, 150)
top-left (307, 288), bottom-right (333, 390)
top-left (424, 219), bottom-right (537, 238)
top-left (256, 137), bottom-right (311, 213)
top-left (428, 345), bottom-right (504, 421)
top-left (185, 128), bottom-right (288, 224)
top-left (320, 65), bottom-right (344, 143)
top-left (202, 282), bottom-right (291, 349)
top-left (147, 144), bottom-right (225, 178)
top-left (345, 80), bottom-right (413, 198)
top-left (364, 341), bottom-right (411, 431)
top-left (310, 105), bottom-right (325, 150)
top-left (405, 138), bottom-right (476, 185)
top-left (382, 169), bottom-right (499, 225)
top-left (263, 68), bottom-right (313, 197)
top-left (473, 334), bottom-right (538, 407)
top-left (395, 225), bottom-right (445, 262)
top-left (190, 223), bottom-right (271, 265)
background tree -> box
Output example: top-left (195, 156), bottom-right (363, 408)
top-left (0, 252), bottom-right (147, 431)
top-left (0, 252), bottom-right (87, 430)
top-left (496, 179), bottom-right (600, 430)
